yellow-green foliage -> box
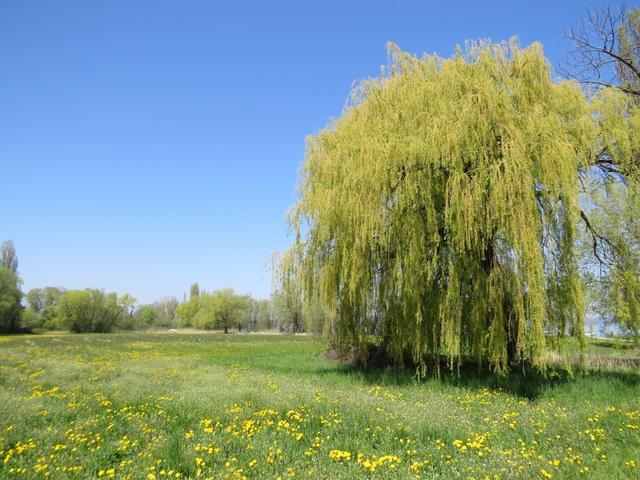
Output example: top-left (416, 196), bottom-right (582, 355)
top-left (286, 40), bottom-right (639, 374)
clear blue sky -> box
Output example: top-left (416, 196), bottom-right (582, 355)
top-left (0, 0), bottom-right (625, 303)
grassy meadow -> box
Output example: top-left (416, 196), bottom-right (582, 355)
top-left (0, 333), bottom-right (638, 480)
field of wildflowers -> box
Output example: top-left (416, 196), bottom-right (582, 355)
top-left (0, 333), bottom-right (638, 479)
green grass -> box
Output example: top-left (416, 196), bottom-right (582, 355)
top-left (0, 333), bottom-right (638, 479)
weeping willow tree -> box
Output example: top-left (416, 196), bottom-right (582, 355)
top-left (283, 39), bottom-right (640, 374)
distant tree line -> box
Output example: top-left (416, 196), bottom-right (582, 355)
top-left (173, 283), bottom-right (324, 334)
top-left (0, 240), bottom-right (322, 334)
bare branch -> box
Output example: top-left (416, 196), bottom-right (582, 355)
top-left (562, 6), bottom-right (640, 97)
top-left (579, 209), bottom-right (617, 267)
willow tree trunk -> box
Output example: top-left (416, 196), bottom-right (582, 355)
top-left (480, 238), bottom-right (520, 366)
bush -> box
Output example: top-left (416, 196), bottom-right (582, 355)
top-left (56, 289), bottom-right (123, 333)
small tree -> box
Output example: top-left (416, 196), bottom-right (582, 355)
top-left (192, 289), bottom-right (249, 333)
top-left (272, 251), bottom-right (304, 333)
top-left (26, 288), bottom-right (45, 316)
top-left (176, 295), bottom-right (199, 327)
top-left (271, 289), bottom-right (303, 333)
top-left (132, 304), bottom-right (157, 329)
top-left (154, 296), bottom-right (179, 328)
top-left (118, 294), bottom-right (137, 327)
top-left (24, 287), bottom-right (63, 330)
top-left (192, 293), bottom-right (217, 330)
top-left (244, 297), bottom-right (259, 332)
top-left (256, 299), bottom-right (275, 331)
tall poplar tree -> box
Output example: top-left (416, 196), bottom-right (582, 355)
top-left (0, 240), bottom-right (18, 273)
top-left (284, 40), bottom-right (640, 374)
top-left (0, 240), bottom-right (22, 332)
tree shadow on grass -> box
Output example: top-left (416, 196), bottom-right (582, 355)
top-left (317, 358), bottom-right (640, 400)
